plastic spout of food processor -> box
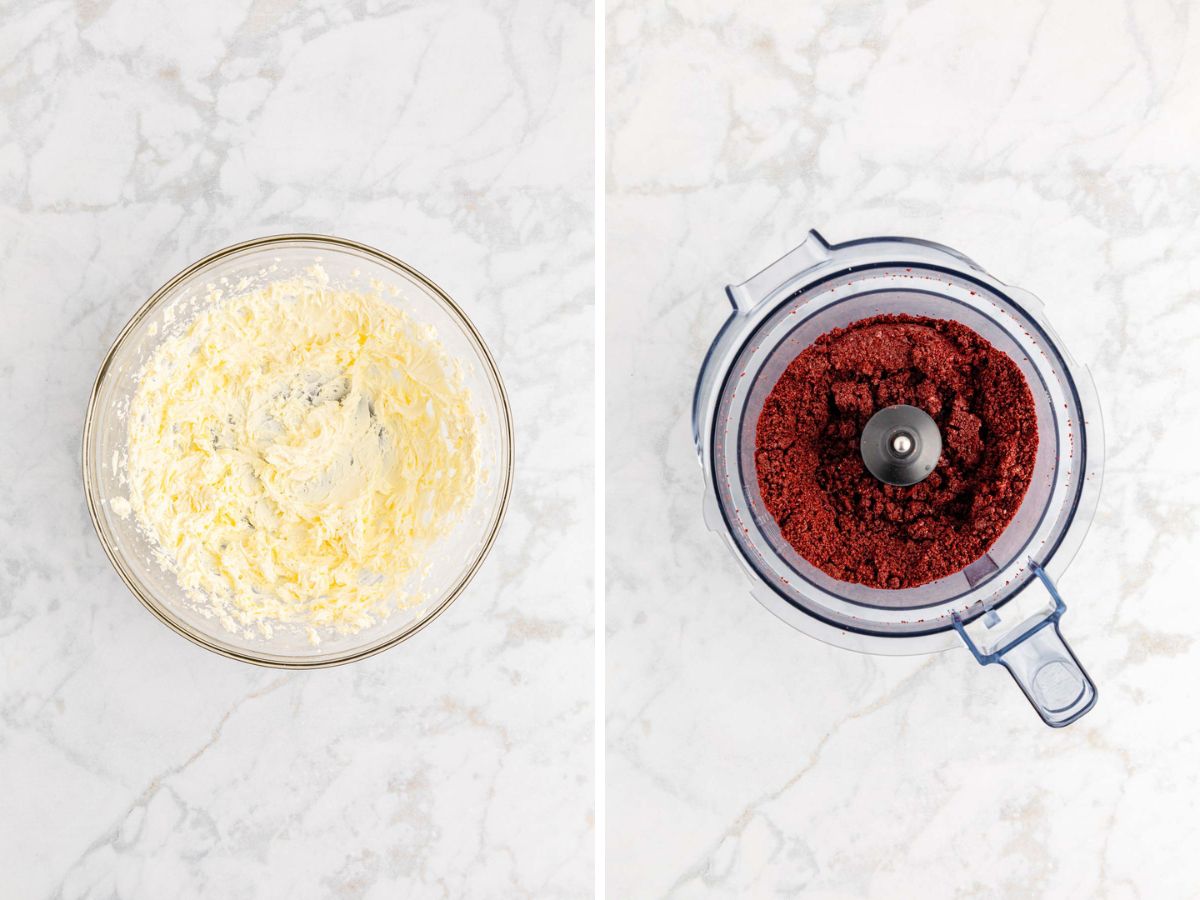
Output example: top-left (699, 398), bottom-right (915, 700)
top-left (952, 562), bottom-right (1097, 728)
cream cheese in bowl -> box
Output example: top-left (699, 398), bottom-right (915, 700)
top-left (84, 235), bottom-right (513, 667)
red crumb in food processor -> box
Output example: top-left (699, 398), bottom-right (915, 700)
top-left (754, 314), bottom-right (1038, 589)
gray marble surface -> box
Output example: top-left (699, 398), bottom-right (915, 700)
top-left (607, 0), bottom-right (1200, 896)
top-left (0, 0), bottom-right (593, 897)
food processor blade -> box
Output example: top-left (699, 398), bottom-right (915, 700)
top-left (859, 404), bottom-right (942, 487)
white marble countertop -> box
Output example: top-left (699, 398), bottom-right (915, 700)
top-left (607, 0), bottom-right (1200, 895)
top-left (0, 1), bottom-right (593, 897)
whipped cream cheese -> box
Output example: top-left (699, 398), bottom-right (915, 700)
top-left (123, 267), bottom-right (480, 641)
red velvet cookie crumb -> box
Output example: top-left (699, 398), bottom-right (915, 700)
top-left (754, 314), bottom-right (1038, 589)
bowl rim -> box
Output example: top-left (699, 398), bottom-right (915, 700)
top-left (82, 232), bottom-right (515, 669)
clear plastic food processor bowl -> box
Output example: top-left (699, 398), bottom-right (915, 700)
top-left (694, 231), bottom-right (1103, 727)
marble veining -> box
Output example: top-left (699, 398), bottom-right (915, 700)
top-left (607, 0), bottom-right (1200, 895)
top-left (0, 0), bottom-right (593, 897)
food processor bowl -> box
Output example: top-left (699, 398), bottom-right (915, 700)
top-left (84, 234), bottom-right (514, 668)
top-left (694, 231), bottom-right (1103, 727)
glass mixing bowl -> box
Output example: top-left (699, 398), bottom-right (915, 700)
top-left (83, 235), bottom-right (513, 668)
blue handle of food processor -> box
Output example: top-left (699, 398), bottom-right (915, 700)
top-left (952, 562), bottom-right (1097, 728)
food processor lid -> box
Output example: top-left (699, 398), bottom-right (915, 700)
top-left (694, 231), bottom-right (1104, 657)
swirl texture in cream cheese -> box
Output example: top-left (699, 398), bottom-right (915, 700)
top-left (123, 268), bottom-right (480, 641)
